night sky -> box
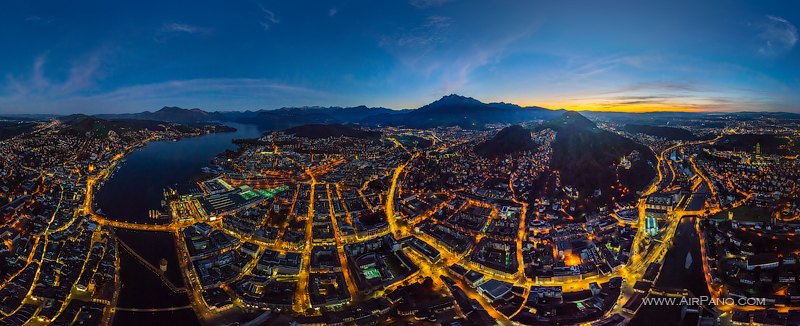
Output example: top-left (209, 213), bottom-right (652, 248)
top-left (0, 0), bottom-right (798, 113)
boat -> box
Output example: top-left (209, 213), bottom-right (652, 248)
top-left (685, 252), bottom-right (693, 269)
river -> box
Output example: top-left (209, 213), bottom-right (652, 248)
top-left (95, 123), bottom-right (261, 325)
top-left (630, 216), bottom-right (711, 326)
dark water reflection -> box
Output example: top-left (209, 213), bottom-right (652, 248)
top-left (95, 123), bottom-right (260, 223)
top-left (99, 123), bottom-right (260, 325)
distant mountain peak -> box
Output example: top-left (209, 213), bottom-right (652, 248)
top-left (442, 93), bottom-right (475, 100)
top-left (560, 111), bottom-right (596, 129)
top-left (434, 94), bottom-right (483, 105)
top-left (416, 94), bottom-right (487, 114)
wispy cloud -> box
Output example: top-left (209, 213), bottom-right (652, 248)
top-left (425, 16), bottom-right (452, 29)
top-left (409, 0), bottom-right (453, 9)
top-left (329, 8), bottom-right (337, 17)
top-left (3, 50), bottom-right (109, 100)
top-left (437, 25), bottom-right (538, 94)
top-left (259, 5), bottom-right (280, 30)
top-left (380, 12), bottom-right (539, 96)
top-left (156, 23), bottom-right (213, 42)
top-left (565, 55), bottom-right (660, 80)
top-left (385, 16), bottom-right (454, 68)
top-left (555, 79), bottom-right (790, 112)
top-left (161, 22), bottom-right (212, 34)
top-left (379, 15), bottom-right (455, 68)
top-left (1, 70), bottom-right (339, 114)
top-left (85, 78), bottom-right (335, 111)
top-left (754, 15), bottom-right (797, 57)
top-left (24, 15), bottom-right (53, 24)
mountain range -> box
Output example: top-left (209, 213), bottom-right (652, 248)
top-left (95, 107), bottom-right (227, 123)
top-left (91, 94), bottom-right (564, 130)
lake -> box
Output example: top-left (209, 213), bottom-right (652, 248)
top-left (95, 123), bottom-right (261, 223)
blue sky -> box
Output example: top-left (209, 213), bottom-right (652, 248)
top-left (0, 0), bottom-right (798, 113)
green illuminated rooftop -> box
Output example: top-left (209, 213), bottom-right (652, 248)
top-left (362, 267), bottom-right (381, 280)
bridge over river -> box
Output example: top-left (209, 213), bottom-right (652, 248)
top-left (116, 237), bottom-right (187, 294)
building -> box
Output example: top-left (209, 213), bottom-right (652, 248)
top-left (477, 279), bottom-right (512, 302)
